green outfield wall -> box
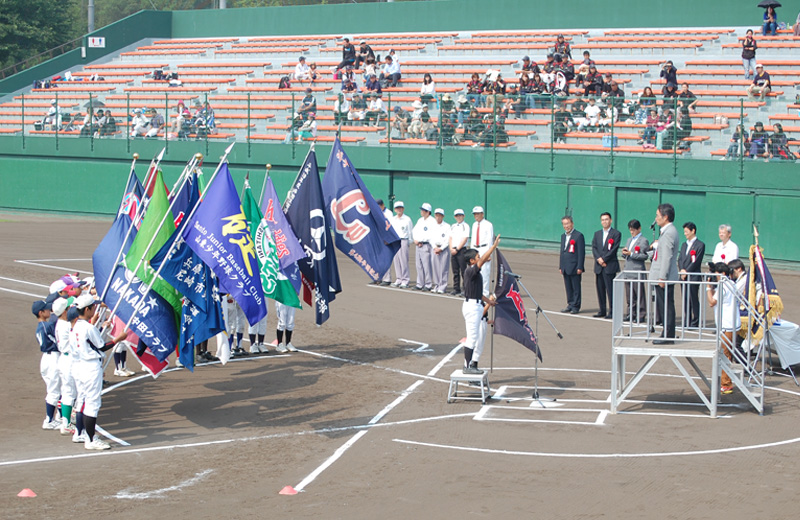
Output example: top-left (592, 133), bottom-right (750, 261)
top-left (1, 137), bottom-right (796, 264)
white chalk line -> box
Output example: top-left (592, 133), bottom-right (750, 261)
top-left (18, 258), bottom-right (92, 262)
top-left (394, 432), bottom-right (800, 458)
top-left (0, 413), bottom-right (474, 468)
top-left (292, 345), bottom-right (461, 492)
top-left (299, 349), bottom-right (450, 384)
top-left (0, 286), bottom-right (45, 298)
top-left (0, 276), bottom-right (50, 287)
top-left (96, 426), bottom-right (131, 447)
top-left (112, 469), bottom-right (213, 500)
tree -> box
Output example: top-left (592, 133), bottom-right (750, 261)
top-left (0, 0), bottom-right (83, 70)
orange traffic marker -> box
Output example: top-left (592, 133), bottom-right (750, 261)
top-left (17, 489), bottom-right (37, 498)
top-left (279, 485), bottom-right (298, 495)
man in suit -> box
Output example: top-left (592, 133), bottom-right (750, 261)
top-left (678, 221), bottom-right (705, 328)
top-left (559, 215), bottom-right (585, 314)
top-left (620, 219), bottom-right (649, 322)
top-left (649, 203), bottom-right (679, 344)
top-left (591, 212), bottom-right (622, 319)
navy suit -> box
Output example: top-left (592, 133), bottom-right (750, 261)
top-left (678, 239), bottom-right (706, 327)
top-left (560, 229), bottom-right (585, 311)
top-left (592, 227), bottom-right (622, 316)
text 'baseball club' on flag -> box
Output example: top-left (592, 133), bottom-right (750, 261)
top-left (493, 250), bottom-right (541, 360)
top-left (283, 146), bottom-right (342, 325)
top-left (182, 163), bottom-right (267, 326)
top-left (322, 137), bottom-right (400, 281)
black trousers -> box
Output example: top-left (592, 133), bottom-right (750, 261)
top-left (595, 271), bottom-right (616, 315)
top-left (563, 273), bottom-right (582, 311)
top-left (655, 284), bottom-right (676, 338)
top-left (682, 277), bottom-right (701, 327)
top-left (451, 247), bottom-right (467, 293)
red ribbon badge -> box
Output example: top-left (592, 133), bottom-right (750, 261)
top-left (634, 246), bottom-right (640, 253)
top-left (721, 254), bottom-right (726, 260)
top-left (690, 249), bottom-right (696, 263)
top-left (608, 238), bottom-right (614, 251)
top-left (569, 239), bottom-right (575, 253)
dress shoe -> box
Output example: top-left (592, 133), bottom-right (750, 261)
top-left (570, 309), bottom-right (580, 314)
top-left (623, 315), bottom-right (630, 321)
top-left (604, 314), bottom-right (613, 319)
top-left (561, 307), bottom-right (573, 313)
top-left (652, 339), bottom-right (674, 345)
top-left (592, 312), bottom-right (606, 318)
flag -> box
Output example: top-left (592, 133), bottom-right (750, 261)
top-left (493, 250), bottom-right (541, 360)
top-left (110, 316), bottom-right (168, 377)
top-left (102, 265), bottom-right (179, 362)
top-left (260, 176), bottom-right (306, 271)
top-left (322, 138), bottom-right (400, 280)
top-left (283, 148), bottom-right (342, 325)
top-left (169, 170), bottom-right (198, 228)
top-left (124, 169), bottom-right (183, 316)
top-left (182, 163), bottom-right (267, 326)
top-left (744, 242), bottom-right (784, 344)
top-left (178, 270), bottom-right (226, 372)
top-left (242, 180), bottom-right (302, 309)
top-left (92, 172), bottom-right (143, 297)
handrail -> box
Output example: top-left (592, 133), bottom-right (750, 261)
top-left (0, 36), bottom-right (83, 80)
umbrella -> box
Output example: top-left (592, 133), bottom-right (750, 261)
top-left (83, 100), bottom-right (106, 108)
top-left (757, 0), bottom-right (781, 8)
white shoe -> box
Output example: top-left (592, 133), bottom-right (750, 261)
top-left (42, 418), bottom-right (60, 430)
top-left (249, 344), bottom-right (260, 354)
top-left (286, 343), bottom-right (298, 352)
top-left (399, 284), bottom-right (409, 289)
top-left (258, 343), bottom-right (269, 354)
top-left (85, 438), bottom-right (111, 450)
top-left (72, 431), bottom-right (87, 443)
top-left (276, 343), bottom-right (289, 353)
top-left (113, 369), bottom-right (121, 376)
top-left (60, 418), bottom-right (74, 435)
top-left (175, 358), bottom-right (184, 368)
top-left (123, 368), bottom-right (135, 376)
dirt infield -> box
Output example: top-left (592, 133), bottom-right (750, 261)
top-left (2, 213), bottom-right (800, 520)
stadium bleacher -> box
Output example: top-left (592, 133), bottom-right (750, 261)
top-left (2, 28), bottom-right (797, 160)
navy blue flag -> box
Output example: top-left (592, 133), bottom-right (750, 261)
top-left (322, 138), bottom-right (400, 280)
top-left (283, 148), bottom-right (342, 325)
top-left (93, 171), bottom-right (144, 299)
top-left (103, 265), bottom-right (179, 362)
top-left (169, 170), bottom-right (198, 228)
top-left (182, 163), bottom-right (267, 326)
top-left (493, 250), bottom-right (541, 360)
top-left (178, 270), bottom-right (225, 372)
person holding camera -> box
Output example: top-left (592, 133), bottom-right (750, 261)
top-left (659, 61), bottom-right (678, 96)
top-left (706, 262), bottom-right (742, 395)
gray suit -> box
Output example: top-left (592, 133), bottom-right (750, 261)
top-left (623, 234), bottom-right (650, 320)
top-left (649, 222), bottom-right (679, 337)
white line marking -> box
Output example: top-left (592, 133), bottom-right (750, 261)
top-left (0, 413), bottom-right (474, 468)
top-left (617, 410), bottom-right (733, 419)
top-left (595, 410), bottom-right (609, 425)
top-left (19, 258), bottom-right (92, 262)
top-left (299, 349), bottom-right (450, 384)
top-left (113, 469), bottom-right (213, 499)
top-left (14, 259), bottom-right (94, 273)
top-left (0, 287), bottom-right (45, 298)
top-left (477, 417), bottom-right (602, 426)
top-left (294, 430), bottom-right (369, 492)
top-left (0, 276), bottom-right (49, 287)
top-left (427, 344), bottom-right (462, 376)
top-left (399, 338), bottom-right (432, 353)
top-left (96, 426), bottom-right (131, 447)
top-left (365, 284), bottom-right (461, 300)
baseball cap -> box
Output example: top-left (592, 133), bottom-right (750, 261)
top-left (32, 300), bottom-right (52, 316)
top-left (454, 209), bottom-right (465, 216)
top-left (420, 203), bottom-right (432, 212)
top-left (305, 87), bottom-right (312, 93)
top-left (434, 208), bottom-right (444, 215)
top-left (45, 292), bottom-right (60, 304)
top-left (472, 206), bottom-right (484, 214)
top-left (67, 306), bottom-right (80, 321)
top-left (756, 63), bottom-right (763, 68)
top-left (75, 293), bottom-right (99, 310)
top-left (394, 201), bottom-right (404, 208)
top-left (299, 56), bottom-right (306, 61)
top-left (52, 297), bottom-right (69, 316)
top-left (49, 279), bottom-right (68, 294)
top-left (522, 55), bottom-right (530, 61)
top-left (376, 198), bottom-right (385, 206)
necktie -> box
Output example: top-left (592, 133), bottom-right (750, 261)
top-left (475, 222), bottom-right (480, 247)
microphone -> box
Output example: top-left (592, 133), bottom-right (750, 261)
top-left (650, 219), bottom-right (657, 230)
top-left (504, 270), bottom-right (521, 279)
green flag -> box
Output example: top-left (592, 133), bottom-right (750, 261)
top-left (242, 180), bottom-right (301, 309)
top-left (125, 170), bottom-right (183, 317)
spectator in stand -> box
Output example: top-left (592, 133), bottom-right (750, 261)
top-left (333, 93), bottom-right (350, 125)
top-left (465, 72), bottom-right (486, 107)
top-left (93, 109), bottom-right (108, 138)
top-left (297, 88), bottom-right (316, 120)
top-left (348, 93), bottom-right (367, 125)
top-left (542, 53), bottom-right (556, 74)
top-left (767, 123), bottom-right (793, 161)
top-left (553, 103), bottom-right (574, 143)
top-left (599, 73), bottom-right (614, 94)
top-left (577, 97), bottom-right (602, 132)
top-left (355, 41), bottom-right (375, 70)
top-left (342, 78), bottom-right (357, 94)
top-left (662, 82), bottom-right (679, 101)
top-left (170, 100), bottom-right (191, 136)
top-left (485, 72), bottom-right (507, 109)
top-left (741, 29), bottom-right (758, 80)
top-left (145, 108), bottom-right (165, 138)
top-left (521, 55), bottom-right (540, 77)
top-left (298, 112), bottom-right (317, 140)
top-left (553, 33), bottom-right (572, 60)
top-left (80, 107), bottom-right (96, 137)
top-left (556, 54), bottom-right (575, 87)
top-left (456, 94), bottom-right (471, 128)
top-left (361, 60), bottom-right (377, 83)
top-left (518, 74), bottom-right (534, 110)
top-left (637, 86), bottom-right (658, 123)
top-left (419, 73), bottom-right (436, 105)
top-left (464, 107), bottom-right (483, 142)
top-left (440, 93), bottom-right (456, 121)
top-left (678, 83), bottom-right (698, 112)
top-left (365, 93), bottom-right (386, 127)
top-left (675, 107), bottom-right (693, 150)
top-left (530, 72), bottom-right (547, 109)
top-left (194, 101), bottom-right (216, 135)
top-left (655, 108), bottom-right (675, 150)
top-left (337, 38), bottom-right (356, 71)
top-left (283, 113), bottom-right (303, 143)
top-left (580, 50), bottom-right (596, 67)
top-left (294, 56), bottom-right (312, 83)
top-left (577, 65), bottom-right (601, 96)
top-left (43, 99), bottom-right (62, 130)
top-left (762, 6), bottom-right (778, 36)
top-left (308, 63), bottom-right (318, 85)
top-left (746, 64), bottom-right (771, 100)
top-left (409, 103), bottom-right (432, 139)
top-left (393, 105), bottom-right (411, 138)
top-left (748, 121), bottom-right (769, 159)
top-left (659, 61), bottom-right (678, 96)
top-left (722, 123), bottom-right (749, 160)
top-left (602, 81), bottom-right (624, 108)
top-left (340, 65), bottom-right (357, 89)
top-left (364, 74), bottom-right (382, 95)
top-left (380, 55), bottom-right (401, 88)
top-left (642, 108), bottom-right (659, 147)
top-left (129, 107), bottom-right (149, 138)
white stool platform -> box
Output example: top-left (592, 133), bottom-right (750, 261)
top-left (447, 369), bottom-right (491, 404)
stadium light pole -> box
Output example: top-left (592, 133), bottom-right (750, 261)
top-left (220, 0), bottom-right (227, 8)
top-left (88, 0), bottom-right (95, 32)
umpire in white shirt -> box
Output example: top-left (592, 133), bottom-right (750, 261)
top-left (413, 202), bottom-right (435, 291)
top-left (431, 208), bottom-right (451, 294)
top-left (470, 206), bottom-right (494, 296)
top-left (390, 201), bottom-right (413, 288)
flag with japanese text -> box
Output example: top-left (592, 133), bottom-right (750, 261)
top-left (322, 138), bottom-right (400, 280)
top-left (493, 250), bottom-right (541, 360)
top-left (177, 269), bottom-right (226, 372)
top-left (242, 180), bottom-right (302, 309)
top-left (260, 176), bottom-right (306, 271)
top-left (283, 148), bottom-right (341, 325)
top-left (182, 163), bottom-right (267, 326)
top-left (110, 316), bottom-right (168, 377)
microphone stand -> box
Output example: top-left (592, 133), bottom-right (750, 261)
top-left (505, 271), bottom-right (564, 405)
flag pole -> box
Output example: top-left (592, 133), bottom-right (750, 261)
top-left (121, 143), bottom-right (236, 333)
top-left (103, 154), bottom-right (201, 328)
top-left (258, 163), bottom-right (272, 204)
